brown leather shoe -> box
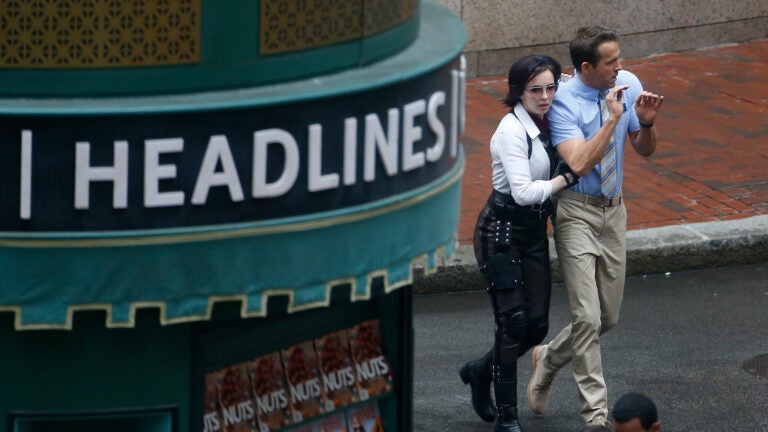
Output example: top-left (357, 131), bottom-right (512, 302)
top-left (584, 417), bottom-right (611, 431)
top-left (526, 345), bottom-right (557, 415)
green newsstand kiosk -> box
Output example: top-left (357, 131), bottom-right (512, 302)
top-left (0, 1), bottom-right (466, 431)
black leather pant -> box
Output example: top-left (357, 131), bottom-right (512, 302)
top-left (473, 195), bottom-right (552, 365)
top-left (471, 192), bottom-right (554, 420)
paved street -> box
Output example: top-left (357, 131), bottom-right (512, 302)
top-left (413, 262), bottom-right (768, 432)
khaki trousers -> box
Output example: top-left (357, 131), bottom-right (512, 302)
top-left (546, 196), bottom-right (627, 423)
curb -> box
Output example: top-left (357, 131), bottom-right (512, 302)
top-left (413, 214), bottom-right (768, 295)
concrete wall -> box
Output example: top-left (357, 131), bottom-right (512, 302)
top-left (433, 0), bottom-right (768, 77)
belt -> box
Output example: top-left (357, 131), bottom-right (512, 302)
top-left (557, 190), bottom-right (623, 207)
top-left (489, 190), bottom-right (552, 221)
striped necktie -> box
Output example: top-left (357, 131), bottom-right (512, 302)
top-left (598, 94), bottom-right (618, 198)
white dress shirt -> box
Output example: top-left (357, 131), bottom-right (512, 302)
top-left (490, 102), bottom-right (554, 206)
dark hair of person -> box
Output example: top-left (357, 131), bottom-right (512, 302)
top-left (569, 26), bottom-right (619, 72)
top-left (612, 392), bottom-right (659, 429)
top-left (503, 54), bottom-right (562, 108)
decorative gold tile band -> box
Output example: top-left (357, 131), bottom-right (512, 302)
top-left (260, 0), bottom-right (419, 55)
top-left (0, 0), bottom-right (200, 68)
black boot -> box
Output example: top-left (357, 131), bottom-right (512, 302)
top-left (459, 350), bottom-right (494, 423)
top-left (494, 406), bottom-right (523, 432)
top-left (494, 364), bottom-right (524, 432)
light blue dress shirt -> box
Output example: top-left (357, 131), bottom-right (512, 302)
top-left (548, 70), bottom-right (643, 196)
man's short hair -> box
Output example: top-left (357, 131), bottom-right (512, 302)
top-left (569, 26), bottom-right (618, 72)
top-left (612, 392), bottom-right (658, 429)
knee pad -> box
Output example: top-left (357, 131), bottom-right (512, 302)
top-left (481, 253), bottom-right (523, 291)
top-left (499, 306), bottom-right (528, 343)
top-left (527, 315), bottom-right (549, 347)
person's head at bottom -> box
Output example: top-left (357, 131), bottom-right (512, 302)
top-left (611, 392), bottom-right (661, 432)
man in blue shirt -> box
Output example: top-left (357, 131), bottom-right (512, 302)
top-left (526, 26), bottom-right (664, 427)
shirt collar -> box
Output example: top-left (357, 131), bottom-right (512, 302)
top-left (573, 73), bottom-right (607, 101)
top-left (513, 102), bottom-right (541, 140)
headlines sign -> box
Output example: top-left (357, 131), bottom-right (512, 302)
top-left (0, 61), bottom-right (465, 232)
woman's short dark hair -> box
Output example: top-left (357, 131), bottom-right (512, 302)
top-left (503, 55), bottom-right (562, 108)
top-left (569, 26), bottom-right (618, 72)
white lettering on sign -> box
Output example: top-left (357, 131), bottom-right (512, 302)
top-left (20, 129), bottom-right (32, 219)
top-left (322, 366), bottom-right (356, 392)
top-left (402, 99), bottom-right (426, 172)
top-left (343, 118), bottom-right (358, 186)
top-left (202, 412), bottom-right (221, 432)
top-left (144, 137), bottom-right (185, 208)
top-left (192, 135), bottom-right (245, 205)
top-left (74, 140), bottom-right (129, 209)
top-left (255, 388), bottom-right (289, 415)
top-left (451, 70), bottom-right (460, 158)
top-left (308, 123), bottom-right (340, 192)
top-left (221, 400), bottom-right (255, 426)
top-left (289, 377), bottom-right (321, 403)
top-left (252, 128), bottom-right (300, 198)
top-left (364, 108), bottom-right (400, 181)
top-left (15, 66), bottom-right (468, 218)
top-left (356, 355), bottom-right (390, 381)
top-left (426, 91), bottom-right (447, 162)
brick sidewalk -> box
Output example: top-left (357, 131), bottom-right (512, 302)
top-left (458, 40), bottom-right (768, 245)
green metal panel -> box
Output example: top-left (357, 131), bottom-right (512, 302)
top-left (0, 285), bottom-right (412, 431)
top-left (0, 3), bottom-right (464, 431)
top-left (13, 410), bottom-right (173, 432)
top-left (0, 312), bottom-right (192, 432)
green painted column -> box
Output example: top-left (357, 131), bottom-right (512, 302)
top-left (0, 1), bottom-right (466, 431)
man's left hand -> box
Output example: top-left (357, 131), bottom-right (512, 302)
top-left (635, 91), bottom-right (664, 125)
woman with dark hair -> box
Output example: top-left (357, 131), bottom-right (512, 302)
top-left (459, 55), bottom-right (578, 432)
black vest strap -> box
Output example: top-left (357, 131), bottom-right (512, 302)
top-left (510, 109), bottom-right (558, 175)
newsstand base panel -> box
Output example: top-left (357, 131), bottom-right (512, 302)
top-left (0, 284), bottom-right (412, 432)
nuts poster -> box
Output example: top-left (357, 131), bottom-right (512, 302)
top-left (348, 320), bottom-right (393, 400)
top-left (282, 340), bottom-right (326, 422)
top-left (250, 351), bottom-right (293, 431)
top-left (203, 372), bottom-right (223, 432)
top-left (218, 363), bottom-right (259, 432)
top-left (203, 319), bottom-right (393, 429)
top-left (316, 330), bottom-right (359, 411)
